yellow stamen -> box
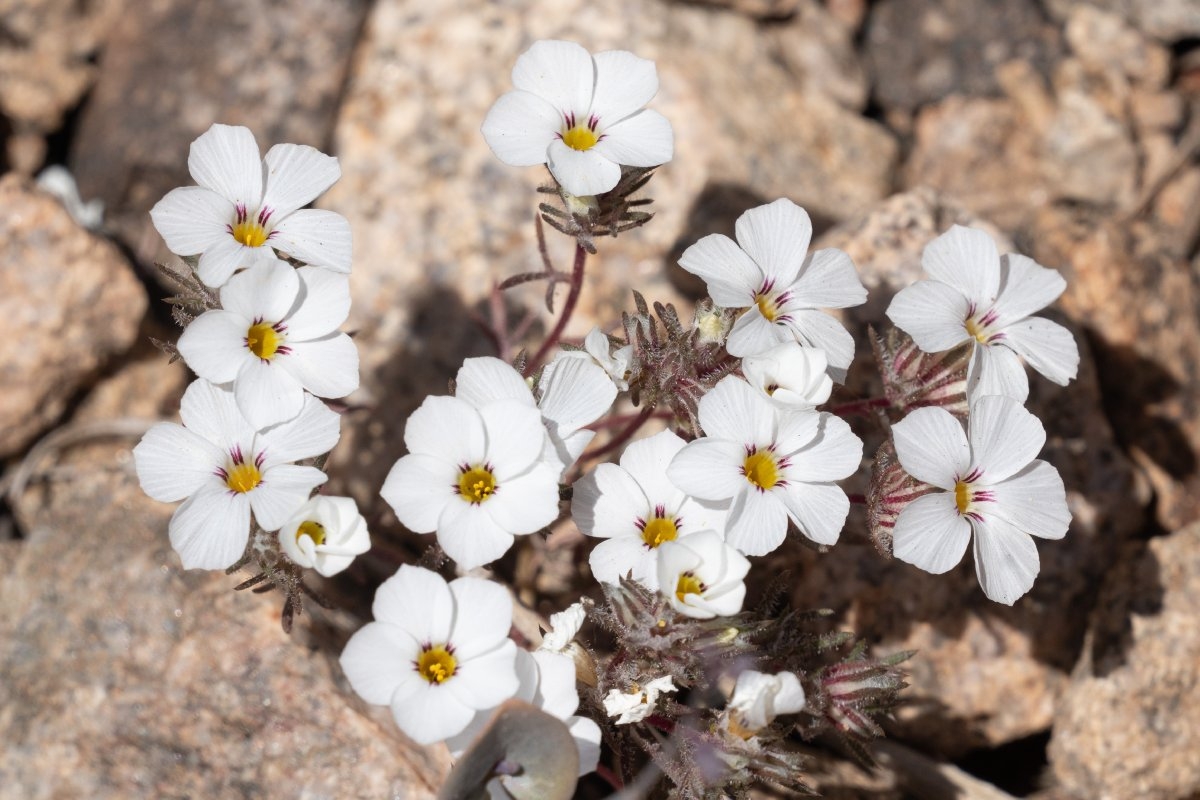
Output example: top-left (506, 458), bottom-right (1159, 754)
top-left (226, 463), bottom-right (261, 494)
top-left (297, 520), bottom-right (326, 547)
top-left (954, 481), bottom-right (972, 514)
top-left (562, 125), bottom-right (598, 152)
top-left (965, 318), bottom-right (988, 344)
top-left (675, 572), bottom-right (705, 603)
top-left (641, 517), bottom-right (678, 548)
top-left (246, 322), bottom-right (281, 360)
top-left (743, 451), bottom-right (779, 491)
top-left (416, 645), bottom-right (457, 684)
top-left (755, 294), bottom-right (779, 323)
top-left (232, 219), bottom-right (268, 248)
top-left (458, 466), bottom-right (496, 504)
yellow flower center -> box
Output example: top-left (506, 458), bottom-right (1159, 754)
top-left (232, 218), bottom-right (268, 248)
top-left (246, 322), bottom-right (281, 360)
top-left (954, 480), bottom-right (972, 514)
top-left (755, 294), bottom-right (780, 323)
top-left (458, 466), bottom-right (496, 504)
top-left (416, 645), bottom-right (457, 684)
top-left (675, 572), bottom-right (705, 603)
top-left (562, 124), bottom-right (598, 152)
top-left (965, 318), bottom-right (989, 345)
top-left (641, 517), bottom-right (679, 548)
top-left (226, 462), bottom-right (262, 494)
top-left (743, 451), bottom-right (779, 491)
top-left (297, 520), bottom-right (326, 547)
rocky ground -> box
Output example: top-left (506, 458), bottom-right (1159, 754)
top-left (2, 0), bottom-right (1200, 797)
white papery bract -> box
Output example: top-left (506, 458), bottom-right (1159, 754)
top-left (678, 198), bottom-right (866, 381)
top-left (656, 530), bottom-right (750, 619)
top-left (890, 395), bottom-right (1071, 605)
top-left (481, 40), bottom-right (674, 197)
top-left (573, 430), bottom-right (727, 590)
top-left (278, 495), bottom-right (371, 577)
top-left (447, 649), bottom-right (601, 788)
top-left (886, 224), bottom-right (1079, 402)
top-left (726, 670), bottom-right (806, 734)
top-left (668, 375), bottom-right (863, 556)
top-left (150, 123), bottom-right (351, 287)
top-left (380, 394), bottom-right (560, 569)
top-left (741, 342), bottom-right (833, 410)
top-left (132, 379), bottom-right (339, 570)
top-left (454, 356), bottom-right (616, 478)
top-left (177, 258), bottom-right (359, 430)
top-left (603, 675), bottom-right (677, 725)
top-left (339, 565), bottom-right (520, 745)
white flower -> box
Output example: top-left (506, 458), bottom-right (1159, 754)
top-left (447, 649), bottom-right (602, 786)
top-left (380, 394), bottom-right (560, 569)
top-left (548, 327), bottom-right (633, 391)
top-left (481, 40), bottom-right (674, 197)
top-left (133, 379), bottom-right (339, 570)
top-left (339, 565), bottom-right (520, 745)
top-left (177, 258), bottom-right (359, 430)
top-left (726, 670), bottom-right (806, 734)
top-left (668, 376), bottom-right (863, 556)
top-left (538, 601), bottom-right (587, 654)
top-left (885, 225), bottom-right (1079, 402)
top-left (278, 495), bottom-right (370, 577)
top-left (678, 199), bottom-right (866, 381)
top-left (603, 675), bottom-right (677, 725)
top-left (150, 123), bottom-right (351, 287)
top-left (454, 356), bottom-right (616, 478)
top-left (741, 342), bottom-right (833, 410)
top-left (657, 530), bottom-right (750, 619)
top-left (572, 430), bottom-right (727, 590)
top-left (890, 395), bottom-right (1071, 605)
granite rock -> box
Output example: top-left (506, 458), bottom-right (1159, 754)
top-left (0, 173), bottom-right (146, 459)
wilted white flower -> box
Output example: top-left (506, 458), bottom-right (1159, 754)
top-left (277, 495), bottom-right (370, 577)
top-left (339, 565), bottom-right (520, 745)
top-left (668, 376), bottom-right (862, 556)
top-left (657, 530), bottom-right (750, 619)
top-left (150, 123), bottom-right (351, 287)
top-left (886, 225), bottom-right (1079, 402)
top-left (741, 342), bottom-right (833, 410)
top-left (725, 670), bottom-right (806, 736)
top-left (380, 394), bottom-right (560, 569)
top-left (132, 379), bottom-right (339, 570)
top-left (481, 40), bottom-right (674, 197)
top-left (573, 430), bottom-right (728, 590)
top-left (603, 675), bottom-right (677, 725)
top-left (177, 258), bottom-right (358, 430)
top-left (891, 395), bottom-right (1071, 605)
top-left (538, 601), bottom-right (587, 654)
top-left (678, 198), bottom-right (866, 381)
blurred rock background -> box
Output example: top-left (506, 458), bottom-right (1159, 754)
top-left (2, 0), bottom-right (1199, 797)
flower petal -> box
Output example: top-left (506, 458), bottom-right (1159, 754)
top-left (339, 621), bottom-right (422, 706)
top-left (438, 500), bottom-right (516, 569)
top-left (892, 491), bottom-right (971, 574)
top-left (968, 343), bottom-right (1029, 403)
top-left (279, 334), bottom-right (360, 399)
top-left (485, 465), bottom-right (561, 535)
top-left (269, 209), bottom-right (353, 273)
top-left (892, 406), bottom-right (970, 490)
top-left (781, 309), bottom-right (856, 378)
top-left (590, 49), bottom-right (658, 122)
top-left (235, 357), bottom-right (305, 431)
top-left (261, 143), bottom-right (340, 219)
top-left (568, 716), bottom-right (602, 776)
top-left (777, 482), bottom-right (848, 546)
top-left (780, 413), bottom-right (862, 483)
top-left (221, 259), bottom-right (300, 324)
top-left (591, 109), bottom-right (673, 168)
top-left (667, 439), bottom-right (748, 502)
top-left (196, 236), bottom-right (254, 288)
top-left (1000, 317), bottom-right (1079, 387)
top-left (169, 485), bottom-right (251, 570)
top-left (391, 682), bottom-right (476, 745)
top-left (547, 140), bottom-right (621, 196)
top-left (449, 578), bottom-right (514, 660)
top-left (790, 247), bottom-right (866, 310)
top-left (992, 254), bottom-right (1066, 327)
top-left (249, 464), bottom-right (327, 530)
top-left (696, 375), bottom-right (775, 443)
top-left (724, 489), bottom-right (789, 556)
top-left (589, 536), bottom-right (659, 588)
top-left (456, 357), bottom-right (533, 408)
top-left (178, 378), bottom-right (255, 451)
top-left (373, 564), bottom-right (454, 641)
top-left (188, 124), bottom-right (263, 208)
top-left (968, 394), bottom-right (1044, 484)
top-left (133, 423), bottom-right (226, 502)
top-left (481, 90), bottom-right (561, 167)
top-left (381, 453), bottom-right (458, 533)
top-left (726, 309), bottom-right (790, 358)
top-left (677, 233), bottom-right (760, 309)
top-left (511, 40), bottom-right (595, 119)
top-left (734, 199), bottom-right (812, 285)
top-left (886, 279), bottom-right (972, 353)
top-left (539, 357), bottom-right (616, 435)
top-left (177, 310), bottom-right (249, 384)
top-left (987, 460), bottom-right (1071, 540)
top-left (572, 463), bottom-right (647, 539)
top-left (286, 266), bottom-right (351, 338)
top-left (149, 186), bottom-right (231, 256)
top-left (972, 515), bottom-right (1040, 605)
top-left (618, 429), bottom-right (686, 510)
top-left (258, 393), bottom-right (341, 466)
top-left (922, 224), bottom-right (1000, 307)
top-left (446, 639), bottom-right (520, 710)
top-left (481, 400), bottom-right (547, 479)
top-left (405, 395), bottom-right (486, 464)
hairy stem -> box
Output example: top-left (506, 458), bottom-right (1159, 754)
top-left (525, 241), bottom-right (588, 375)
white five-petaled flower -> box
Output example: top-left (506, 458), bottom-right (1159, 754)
top-left (177, 258), bottom-right (359, 430)
top-left (656, 530), bottom-right (750, 619)
top-left (726, 670), bottom-right (807, 736)
top-left (678, 198), bottom-right (866, 381)
top-left (339, 565), bottom-right (520, 745)
top-left (481, 39), bottom-right (674, 197)
top-left (447, 649), bottom-right (602, 788)
top-left (741, 342), bottom-right (833, 410)
top-left (890, 395), bottom-right (1071, 605)
top-left (380, 394), bottom-right (560, 570)
top-left (278, 495), bottom-right (371, 577)
top-left (669, 376), bottom-right (863, 556)
top-left (133, 379), bottom-right (340, 570)
top-left (572, 430), bottom-right (727, 590)
top-left (151, 123), bottom-right (351, 288)
top-left (885, 225), bottom-right (1079, 402)
top-left (603, 675), bottom-right (677, 725)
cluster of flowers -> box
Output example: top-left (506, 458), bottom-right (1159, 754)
top-left (133, 38), bottom-right (1081, 799)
